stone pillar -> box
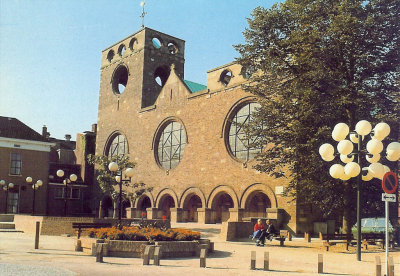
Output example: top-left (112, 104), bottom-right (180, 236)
top-left (228, 208), bottom-right (245, 222)
top-left (126, 207), bottom-right (137, 219)
top-left (170, 208), bottom-right (183, 223)
top-left (146, 208), bottom-right (159, 219)
top-left (113, 201), bottom-right (118, 218)
top-left (197, 208), bottom-right (212, 224)
top-left (98, 201), bottom-right (103, 218)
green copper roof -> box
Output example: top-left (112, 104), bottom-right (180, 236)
top-left (184, 80), bottom-right (207, 93)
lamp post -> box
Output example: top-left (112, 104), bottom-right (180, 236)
top-left (108, 162), bottom-right (134, 227)
top-left (319, 120), bottom-right (400, 261)
top-left (56, 170), bottom-right (77, 217)
top-left (0, 180), bottom-right (14, 214)
top-left (25, 177), bottom-right (43, 216)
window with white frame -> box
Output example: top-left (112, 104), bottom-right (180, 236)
top-left (10, 153), bottom-right (22, 175)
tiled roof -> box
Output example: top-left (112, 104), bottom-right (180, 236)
top-left (184, 80), bottom-right (207, 93)
top-left (0, 116), bottom-right (46, 142)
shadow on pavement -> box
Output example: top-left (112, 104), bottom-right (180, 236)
top-left (209, 250), bottom-right (232, 258)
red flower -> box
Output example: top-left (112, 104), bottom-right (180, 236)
top-left (141, 212), bottom-right (146, 217)
top-left (162, 215), bottom-right (167, 221)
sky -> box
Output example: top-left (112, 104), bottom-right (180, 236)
top-left (0, 0), bottom-right (280, 140)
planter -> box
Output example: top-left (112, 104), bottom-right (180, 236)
top-left (86, 238), bottom-right (213, 258)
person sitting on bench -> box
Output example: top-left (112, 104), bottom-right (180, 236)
top-left (253, 219), bottom-right (265, 240)
top-left (264, 219), bottom-right (277, 242)
top-left (252, 219), bottom-right (268, 246)
top-left (254, 219), bottom-right (276, 246)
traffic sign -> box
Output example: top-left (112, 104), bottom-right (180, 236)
top-left (382, 193), bottom-right (396, 202)
top-left (382, 172), bottom-right (398, 194)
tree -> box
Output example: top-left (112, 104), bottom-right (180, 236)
top-left (235, 0), bottom-right (400, 232)
top-left (87, 154), bottom-right (152, 217)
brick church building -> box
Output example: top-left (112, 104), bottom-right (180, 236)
top-left (95, 27), bottom-right (308, 233)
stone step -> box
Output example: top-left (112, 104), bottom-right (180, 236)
top-left (0, 214), bottom-right (14, 222)
top-left (0, 229), bottom-right (23, 233)
top-left (0, 222), bottom-right (16, 229)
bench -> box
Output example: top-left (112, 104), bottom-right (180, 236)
top-left (320, 233), bottom-right (354, 251)
top-left (361, 233), bottom-right (395, 249)
top-left (273, 230), bottom-right (289, 246)
top-left (72, 222), bottom-right (112, 239)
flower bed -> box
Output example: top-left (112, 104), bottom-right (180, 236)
top-left (88, 226), bottom-right (200, 241)
top-left (83, 226), bottom-right (213, 258)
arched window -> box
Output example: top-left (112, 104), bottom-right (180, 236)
top-left (156, 121), bottom-right (186, 169)
top-left (106, 134), bottom-right (128, 158)
top-left (227, 102), bottom-right (263, 161)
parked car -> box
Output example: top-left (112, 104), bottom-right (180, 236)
top-left (352, 217), bottom-right (399, 244)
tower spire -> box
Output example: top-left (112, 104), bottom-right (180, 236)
top-left (140, 1), bottom-right (147, 28)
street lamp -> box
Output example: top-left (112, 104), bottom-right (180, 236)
top-left (319, 120), bottom-right (400, 261)
top-left (25, 177), bottom-right (43, 216)
top-left (0, 180), bottom-right (14, 214)
top-left (108, 162), bottom-right (134, 227)
top-left (56, 170), bottom-right (77, 217)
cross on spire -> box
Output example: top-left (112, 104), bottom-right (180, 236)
top-left (140, 1), bottom-right (147, 28)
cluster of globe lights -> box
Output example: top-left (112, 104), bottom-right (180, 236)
top-left (25, 177), bottom-right (43, 190)
top-left (0, 180), bottom-right (14, 190)
top-left (319, 120), bottom-right (400, 181)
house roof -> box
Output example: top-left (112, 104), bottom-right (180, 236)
top-left (0, 116), bottom-right (46, 142)
top-left (184, 80), bottom-right (207, 93)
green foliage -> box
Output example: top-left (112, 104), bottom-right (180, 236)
top-left (87, 154), bottom-right (153, 205)
top-left (235, 0), bottom-right (400, 223)
top-left (87, 154), bottom-right (135, 199)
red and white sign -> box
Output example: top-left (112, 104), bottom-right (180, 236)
top-left (382, 172), bottom-right (398, 194)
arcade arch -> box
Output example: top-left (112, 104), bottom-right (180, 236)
top-left (180, 188), bottom-right (206, 222)
top-left (208, 185), bottom-right (239, 223)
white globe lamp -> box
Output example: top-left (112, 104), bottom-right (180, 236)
top-left (368, 162), bottom-right (384, 179)
top-left (108, 162), bottom-right (119, 172)
top-left (340, 154), bottom-right (354, 163)
top-left (350, 133), bottom-right (359, 144)
top-left (366, 139), bottom-right (383, 154)
top-left (366, 153), bottom-right (380, 163)
top-left (373, 122), bottom-right (390, 140)
top-left (355, 120), bottom-right (372, 136)
top-left (332, 123), bottom-right (349, 141)
top-left (56, 170), bottom-right (64, 177)
top-left (125, 168), bottom-right (134, 178)
top-left (337, 140), bottom-right (353, 155)
top-left (344, 162), bottom-right (361, 177)
top-left (329, 164), bottom-right (344, 179)
top-left (70, 174), bottom-right (77, 182)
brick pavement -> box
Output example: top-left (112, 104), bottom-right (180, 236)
top-left (0, 223), bottom-right (398, 275)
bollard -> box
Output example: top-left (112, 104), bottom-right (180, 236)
top-left (34, 221), bottom-right (40, 249)
top-left (264, 251), bottom-right (269, 271)
top-left (250, 251), bottom-right (256, 270)
top-left (143, 245), bottom-right (155, 265)
top-left (375, 256), bottom-right (381, 276)
top-left (200, 248), bottom-right (207, 268)
top-left (154, 246), bottom-right (161, 266)
top-left (318, 254), bottom-right (323, 274)
top-left (75, 239), bottom-right (83, 252)
top-left (288, 232), bottom-right (292, 241)
top-left (96, 243), bottom-right (104, 263)
top-left (388, 256), bottom-right (394, 276)
top-left (143, 245), bottom-right (151, 265)
top-left (304, 232), bottom-right (311, 243)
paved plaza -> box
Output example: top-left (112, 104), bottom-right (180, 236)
top-left (0, 223), bottom-right (398, 275)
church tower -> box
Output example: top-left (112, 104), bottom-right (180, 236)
top-left (96, 27), bottom-right (186, 154)
top-left (98, 27), bottom-right (185, 110)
